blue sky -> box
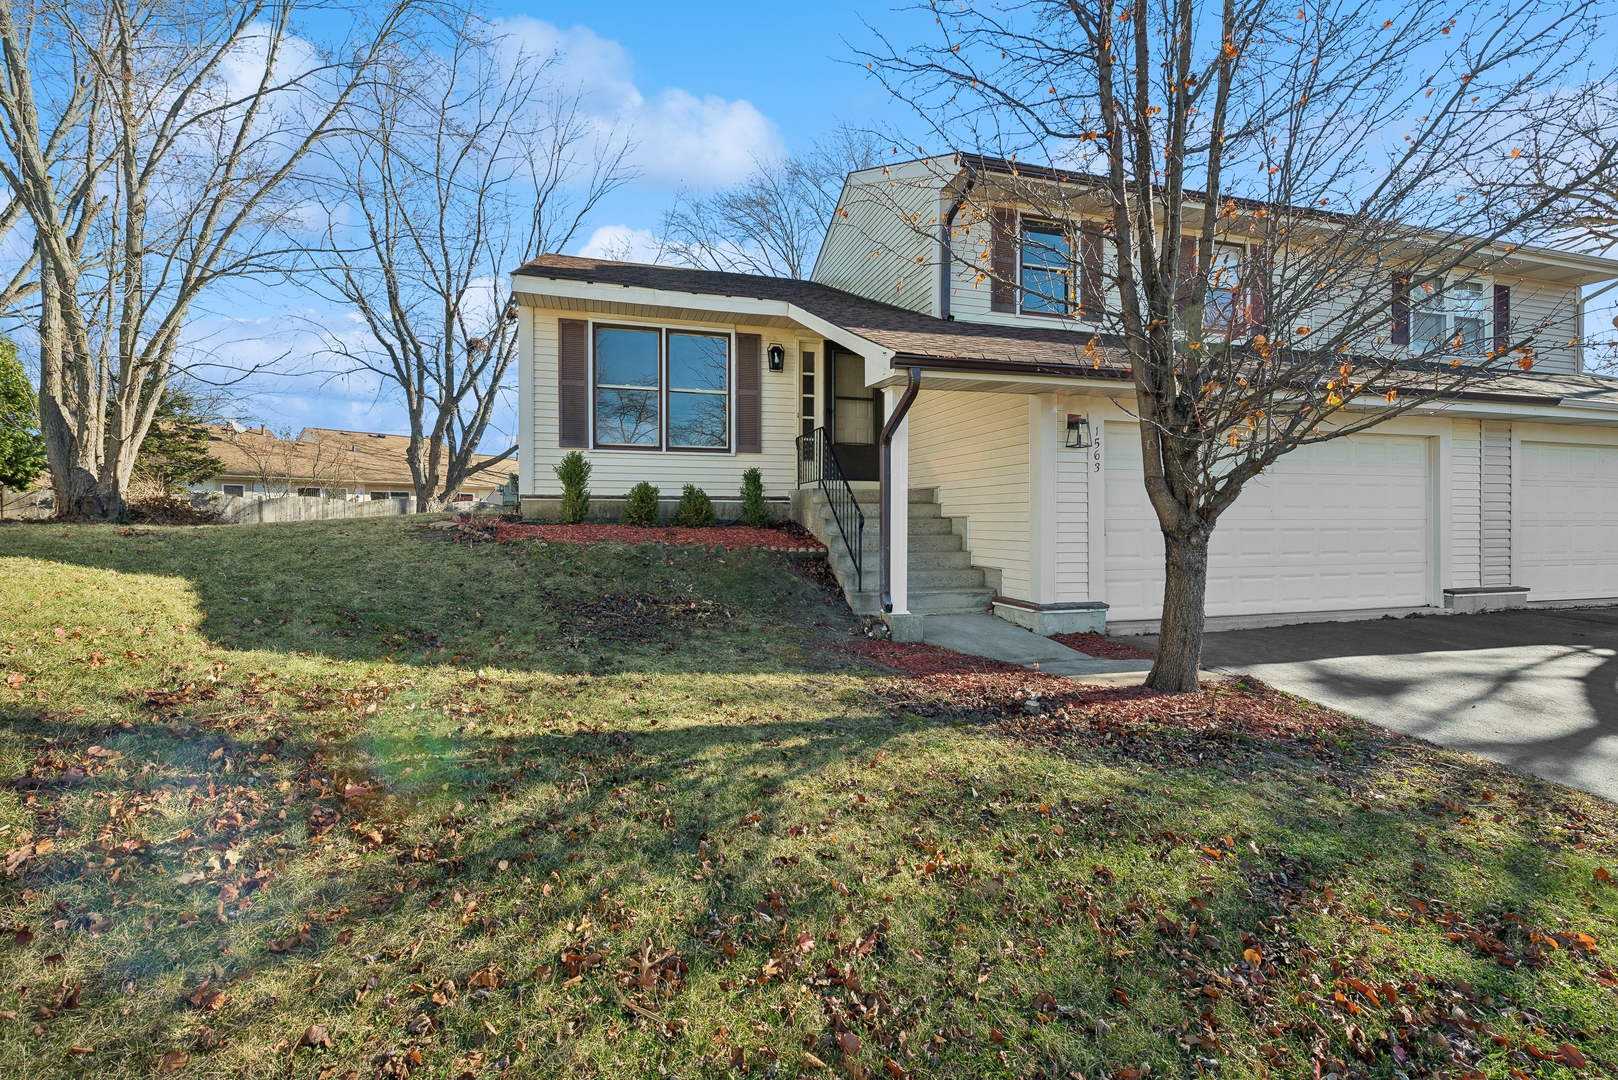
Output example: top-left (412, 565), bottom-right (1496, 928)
top-left (208, 1), bottom-right (927, 443)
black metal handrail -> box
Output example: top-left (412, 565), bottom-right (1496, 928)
top-left (796, 426), bottom-right (865, 593)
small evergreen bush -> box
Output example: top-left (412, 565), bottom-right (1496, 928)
top-left (739, 468), bottom-right (768, 527)
top-left (622, 481), bottom-right (660, 527)
top-left (554, 451), bottom-right (591, 524)
top-left (671, 483), bottom-right (715, 528)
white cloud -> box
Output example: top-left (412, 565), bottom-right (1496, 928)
top-left (494, 17), bottom-right (783, 189)
top-left (578, 225), bottom-right (665, 263)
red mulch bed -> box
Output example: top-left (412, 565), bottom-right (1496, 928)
top-left (1050, 631), bottom-right (1156, 659)
top-left (850, 637), bottom-right (1356, 746)
top-left (491, 523), bottom-right (825, 551)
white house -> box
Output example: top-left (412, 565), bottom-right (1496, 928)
top-left (509, 155), bottom-right (1618, 641)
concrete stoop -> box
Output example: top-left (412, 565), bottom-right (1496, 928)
top-left (795, 485), bottom-right (995, 620)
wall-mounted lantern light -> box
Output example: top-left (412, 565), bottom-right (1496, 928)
top-left (767, 343), bottom-right (786, 372)
top-left (1065, 414), bottom-right (1092, 449)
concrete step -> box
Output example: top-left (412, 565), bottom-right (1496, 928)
top-left (907, 567), bottom-right (988, 590)
top-left (906, 516), bottom-right (957, 535)
top-left (835, 549), bottom-right (974, 575)
top-left (907, 532), bottom-right (964, 553)
top-left (909, 588), bottom-right (995, 615)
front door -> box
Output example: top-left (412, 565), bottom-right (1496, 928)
top-left (827, 348), bottom-right (881, 481)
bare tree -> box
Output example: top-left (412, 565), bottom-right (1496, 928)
top-left (863, 0), bottom-right (1614, 690)
top-left (0, 0), bottom-right (411, 520)
top-left (308, 8), bottom-right (629, 512)
top-left (659, 125), bottom-right (884, 279)
top-left (226, 424), bottom-right (355, 497)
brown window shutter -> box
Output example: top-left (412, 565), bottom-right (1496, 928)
top-left (558, 319), bottom-right (588, 447)
top-left (1245, 243), bottom-right (1268, 339)
top-left (736, 333), bottom-right (762, 453)
top-left (1493, 283), bottom-right (1511, 354)
top-left (1078, 226), bottom-right (1104, 322)
top-left (1390, 273), bottom-right (1410, 346)
top-left (1173, 236), bottom-right (1200, 315)
top-left (990, 208), bottom-right (1017, 312)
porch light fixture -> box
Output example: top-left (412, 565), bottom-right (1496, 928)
top-left (1065, 414), bottom-right (1092, 449)
top-left (767, 343), bottom-right (786, 372)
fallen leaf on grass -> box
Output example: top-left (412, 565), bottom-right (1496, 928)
top-left (66, 1046), bottom-right (92, 1057)
top-left (1597, 867), bottom-right (1614, 886)
top-left (297, 1024), bottom-right (333, 1050)
top-left (12, 926), bottom-right (31, 948)
top-left (156, 1052), bottom-right (189, 1073)
top-left (838, 1031), bottom-right (861, 1057)
top-left (802, 1052), bottom-right (827, 1069)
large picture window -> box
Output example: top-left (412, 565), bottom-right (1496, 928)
top-left (1019, 222), bottom-right (1072, 315)
top-left (592, 324), bottom-right (731, 450)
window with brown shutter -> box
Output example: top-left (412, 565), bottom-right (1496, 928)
top-left (1493, 283), bottom-right (1511, 355)
top-left (736, 333), bottom-right (762, 453)
top-left (1078, 226), bottom-right (1104, 322)
top-left (1245, 243), bottom-right (1268, 339)
top-left (1173, 235), bottom-right (1199, 314)
top-left (990, 208), bottom-right (1017, 312)
top-left (1390, 273), bottom-right (1410, 346)
top-left (558, 319), bottom-right (588, 447)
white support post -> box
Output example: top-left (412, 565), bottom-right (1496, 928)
top-left (516, 303), bottom-right (534, 496)
top-left (1027, 394), bottom-right (1061, 604)
top-left (887, 386), bottom-right (911, 616)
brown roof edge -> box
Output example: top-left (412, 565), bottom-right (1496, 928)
top-left (894, 354), bottom-right (1568, 406)
top-left (889, 353), bottom-right (1133, 381)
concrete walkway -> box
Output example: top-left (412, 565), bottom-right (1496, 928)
top-left (921, 613), bottom-right (1155, 680)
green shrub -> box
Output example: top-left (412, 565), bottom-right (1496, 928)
top-left (739, 468), bottom-right (768, 527)
top-left (622, 481), bottom-right (660, 527)
top-left (554, 451), bottom-right (591, 524)
top-left (671, 483), bottom-right (715, 528)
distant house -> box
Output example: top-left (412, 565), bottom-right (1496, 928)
top-left (510, 153), bottom-right (1618, 639)
top-left (192, 426), bottom-right (508, 505)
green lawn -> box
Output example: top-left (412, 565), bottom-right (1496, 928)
top-left (0, 516), bottom-right (1616, 1080)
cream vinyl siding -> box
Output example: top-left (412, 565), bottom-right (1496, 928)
top-left (908, 390), bottom-right (1032, 599)
top-left (1499, 277), bottom-right (1581, 374)
top-left (1481, 422), bottom-right (1513, 586)
top-left (1054, 446), bottom-right (1089, 601)
top-left (525, 313), bottom-right (800, 498)
top-left (1450, 419), bottom-right (1482, 588)
top-left (813, 163), bottom-right (939, 314)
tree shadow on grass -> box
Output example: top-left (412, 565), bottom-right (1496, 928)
top-left (0, 517), bottom-right (862, 677)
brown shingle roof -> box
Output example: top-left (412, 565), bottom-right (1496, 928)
top-left (207, 426), bottom-right (507, 490)
top-left (515, 253), bottom-right (1132, 374)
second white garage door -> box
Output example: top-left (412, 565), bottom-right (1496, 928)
top-left (1517, 441), bottom-right (1618, 601)
top-left (1104, 425), bottom-right (1432, 622)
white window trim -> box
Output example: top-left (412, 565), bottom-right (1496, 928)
top-left (1409, 272), bottom-right (1496, 358)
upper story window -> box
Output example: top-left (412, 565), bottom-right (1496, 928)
top-left (1020, 222), bottom-right (1072, 316)
top-left (1203, 243), bottom-right (1245, 332)
top-left (1411, 278), bottom-right (1488, 356)
top-left (593, 325), bottom-right (730, 450)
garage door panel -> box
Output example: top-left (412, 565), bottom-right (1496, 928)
top-left (1518, 441), bottom-right (1618, 601)
top-left (1104, 425), bottom-right (1431, 621)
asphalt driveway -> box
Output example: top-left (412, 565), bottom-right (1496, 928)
top-left (1188, 606), bottom-right (1618, 803)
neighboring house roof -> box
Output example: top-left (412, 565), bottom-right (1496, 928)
top-left (516, 253), bottom-right (1134, 375)
top-left (205, 426), bottom-right (508, 490)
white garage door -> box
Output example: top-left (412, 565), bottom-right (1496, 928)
top-left (1104, 425), bottom-right (1431, 621)
top-left (1517, 441), bottom-right (1618, 601)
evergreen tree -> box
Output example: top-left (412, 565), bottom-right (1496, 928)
top-left (0, 338), bottom-right (47, 514)
top-left (134, 390), bottom-right (226, 492)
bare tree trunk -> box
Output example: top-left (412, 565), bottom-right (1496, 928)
top-left (35, 256), bottom-right (108, 518)
top-left (1147, 527), bottom-right (1209, 693)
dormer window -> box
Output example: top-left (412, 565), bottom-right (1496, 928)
top-left (1019, 222), bottom-right (1072, 316)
